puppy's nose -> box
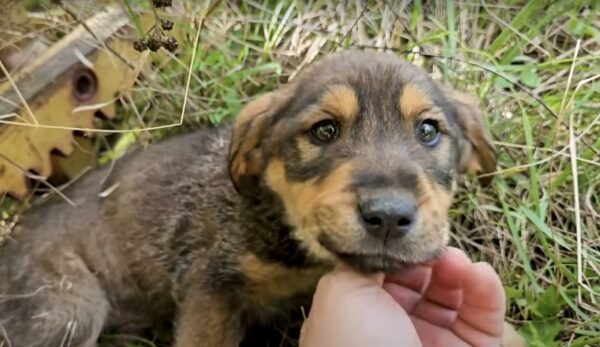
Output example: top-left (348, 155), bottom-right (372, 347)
top-left (359, 196), bottom-right (416, 240)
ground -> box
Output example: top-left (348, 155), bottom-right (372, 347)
top-left (1, 1), bottom-right (599, 346)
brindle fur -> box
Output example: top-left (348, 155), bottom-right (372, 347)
top-left (0, 50), bottom-right (523, 347)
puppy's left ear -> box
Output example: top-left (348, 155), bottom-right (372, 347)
top-left (438, 83), bottom-right (496, 185)
top-left (228, 86), bottom-right (291, 196)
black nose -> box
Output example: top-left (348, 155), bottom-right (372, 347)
top-left (359, 196), bottom-right (416, 240)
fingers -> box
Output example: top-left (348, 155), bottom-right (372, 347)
top-left (381, 247), bottom-right (506, 346)
top-left (411, 248), bottom-right (471, 327)
top-left (421, 248), bottom-right (470, 308)
top-left (452, 318), bottom-right (502, 347)
top-left (411, 317), bottom-right (472, 347)
top-left (453, 262), bottom-right (506, 340)
top-left (383, 265), bottom-right (431, 312)
top-left (382, 247), bottom-right (470, 327)
top-left (382, 282), bottom-right (422, 312)
top-left (384, 264), bottom-right (432, 292)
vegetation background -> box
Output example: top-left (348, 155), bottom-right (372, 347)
top-left (1, 0), bottom-right (599, 346)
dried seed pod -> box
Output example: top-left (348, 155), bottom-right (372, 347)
top-left (151, 0), bottom-right (172, 8)
top-left (161, 19), bottom-right (174, 31)
top-left (146, 37), bottom-right (163, 52)
top-left (163, 36), bottom-right (178, 52)
top-left (133, 38), bottom-right (147, 52)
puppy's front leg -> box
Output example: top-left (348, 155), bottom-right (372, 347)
top-left (174, 289), bottom-right (244, 347)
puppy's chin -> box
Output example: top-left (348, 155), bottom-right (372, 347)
top-left (337, 253), bottom-right (414, 273)
top-left (335, 249), bottom-right (444, 273)
top-left (317, 233), bottom-right (445, 273)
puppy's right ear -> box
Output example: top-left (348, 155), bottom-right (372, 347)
top-left (436, 83), bottom-right (496, 185)
top-left (228, 88), bottom-right (289, 196)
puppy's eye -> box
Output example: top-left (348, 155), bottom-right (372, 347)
top-left (416, 120), bottom-right (440, 146)
top-left (310, 120), bottom-right (339, 143)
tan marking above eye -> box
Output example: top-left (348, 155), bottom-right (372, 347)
top-left (320, 85), bottom-right (359, 121)
top-left (399, 84), bottom-right (432, 119)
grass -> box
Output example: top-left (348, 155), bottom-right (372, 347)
top-left (1, 0), bottom-right (599, 346)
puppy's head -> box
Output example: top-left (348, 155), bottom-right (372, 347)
top-left (229, 50), bottom-right (496, 272)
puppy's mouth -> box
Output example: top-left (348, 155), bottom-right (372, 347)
top-left (317, 233), bottom-right (444, 273)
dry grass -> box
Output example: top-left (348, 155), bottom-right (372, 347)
top-left (1, 0), bottom-right (599, 346)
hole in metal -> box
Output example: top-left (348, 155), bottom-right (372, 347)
top-left (72, 68), bottom-right (97, 101)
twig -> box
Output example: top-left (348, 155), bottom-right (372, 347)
top-left (59, 2), bottom-right (136, 71)
top-left (0, 60), bottom-right (38, 125)
top-left (333, 4), bottom-right (369, 50)
top-left (566, 40), bottom-right (590, 306)
top-left (178, 0), bottom-right (222, 125)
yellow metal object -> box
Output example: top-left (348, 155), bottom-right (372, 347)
top-left (0, 6), bottom-right (170, 199)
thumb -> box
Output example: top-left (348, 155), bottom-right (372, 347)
top-left (308, 262), bottom-right (385, 315)
top-left (301, 262), bottom-right (421, 347)
top-left (329, 261), bottom-right (385, 288)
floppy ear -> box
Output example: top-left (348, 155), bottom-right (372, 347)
top-left (228, 88), bottom-right (289, 195)
top-left (438, 84), bottom-right (496, 185)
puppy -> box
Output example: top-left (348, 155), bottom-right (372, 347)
top-left (0, 50), bottom-right (521, 347)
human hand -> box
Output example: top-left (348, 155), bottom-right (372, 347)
top-left (299, 247), bottom-right (510, 347)
top-left (299, 262), bottom-right (422, 347)
top-left (383, 247), bottom-right (507, 346)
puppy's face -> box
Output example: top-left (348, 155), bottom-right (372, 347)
top-left (229, 51), bottom-right (496, 272)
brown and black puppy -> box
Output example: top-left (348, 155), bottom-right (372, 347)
top-left (0, 50), bottom-right (519, 347)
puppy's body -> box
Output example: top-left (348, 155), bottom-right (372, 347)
top-left (0, 51), bottom-right (523, 347)
top-left (1, 125), bottom-right (323, 345)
